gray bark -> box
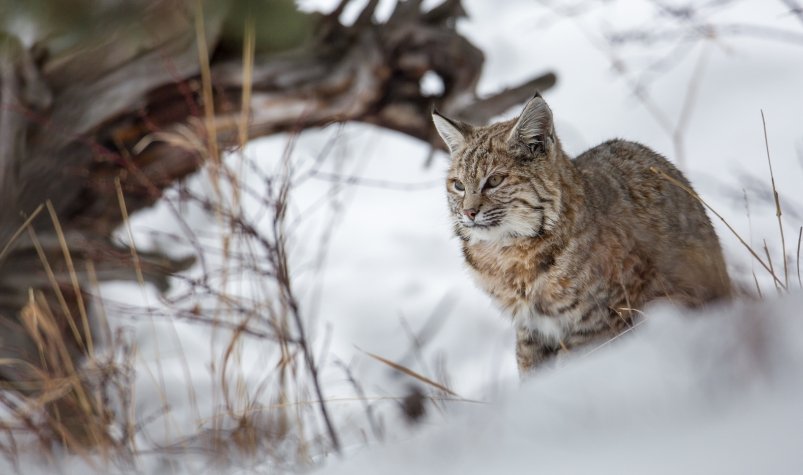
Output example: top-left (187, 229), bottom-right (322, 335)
top-left (0, 0), bottom-right (555, 443)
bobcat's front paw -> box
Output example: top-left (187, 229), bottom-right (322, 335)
top-left (515, 331), bottom-right (558, 376)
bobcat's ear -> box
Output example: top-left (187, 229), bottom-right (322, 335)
top-left (432, 110), bottom-right (471, 156)
top-left (507, 92), bottom-right (554, 156)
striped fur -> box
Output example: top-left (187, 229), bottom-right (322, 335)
top-left (433, 95), bottom-right (731, 374)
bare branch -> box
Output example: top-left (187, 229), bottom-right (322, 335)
top-left (456, 72), bottom-right (558, 124)
top-left (354, 0), bottom-right (380, 26)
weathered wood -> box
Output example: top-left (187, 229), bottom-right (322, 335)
top-left (0, 0), bottom-right (556, 445)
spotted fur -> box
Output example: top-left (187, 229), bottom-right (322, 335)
top-left (433, 93), bottom-right (731, 374)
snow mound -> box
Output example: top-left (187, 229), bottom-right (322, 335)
top-left (321, 293), bottom-right (803, 475)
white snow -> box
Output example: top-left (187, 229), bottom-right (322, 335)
top-left (322, 295), bottom-right (803, 475)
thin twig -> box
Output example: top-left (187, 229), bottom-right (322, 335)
top-left (45, 201), bottom-right (93, 356)
top-left (361, 349), bottom-right (459, 398)
top-left (194, 0), bottom-right (220, 169)
top-left (25, 228), bottom-right (85, 351)
top-left (272, 137), bottom-right (341, 454)
top-left (280, 260), bottom-right (341, 454)
top-left (796, 226), bottom-right (802, 289)
top-left (335, 360), bottom-right (383, 440)
top-left (761, 110), bottom-right (788, 288)
top-left (114, 178), bottom-right (146, 288)
top-left (0, 203), bottom-right (44, 262)
top-left (763, 239), bottom-right (782, 295)
top-left (752, 270), bottom-right (763, 299)
top-left (238, 16), bottom-right (255, 151)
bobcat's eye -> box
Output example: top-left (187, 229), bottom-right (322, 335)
top-left (453, 180), bottom-right (465, 192)
top-left (484, 175), bottom-right (504, 189)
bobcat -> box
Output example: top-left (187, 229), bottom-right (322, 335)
top-left (432, 93), bottom-right (731, 373)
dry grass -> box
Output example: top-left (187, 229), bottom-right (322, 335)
top-left (651, 110), bottom-right (803, 297)
top-left (0, 15), bottom-right (347, 472)
top-left (0, 291), bottom-right (127, 462)
top-left (0, 115), bottom-right (334, 475)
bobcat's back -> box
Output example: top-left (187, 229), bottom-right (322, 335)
top-left (432, 94), bottom-right (730, 373)
top-left (574, 139), bottom-right (730, 305)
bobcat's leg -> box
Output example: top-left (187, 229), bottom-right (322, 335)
top-left (515, 329), bottom-right (558, 376)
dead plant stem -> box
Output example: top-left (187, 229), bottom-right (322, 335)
top-left (650, 166), bottom-right (787, 290)
top-left (761, 110), bottom-right (788, 288)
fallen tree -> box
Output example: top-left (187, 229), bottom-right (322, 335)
top-left (0, 0), bottom-right (555, 446)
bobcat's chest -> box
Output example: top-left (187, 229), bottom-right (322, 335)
top-left (464, 239), bottom-right (576, 341)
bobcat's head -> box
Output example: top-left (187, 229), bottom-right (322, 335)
top-left (433, 93), bottom-right (564, 242)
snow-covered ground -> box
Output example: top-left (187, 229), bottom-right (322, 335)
top-left (323, 294), bottom-right (803, 475)
top-left (4, 0), bottom-right (803, 473)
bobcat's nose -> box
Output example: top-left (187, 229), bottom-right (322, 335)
top-left (463, 208), bottom-right (478, 220)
